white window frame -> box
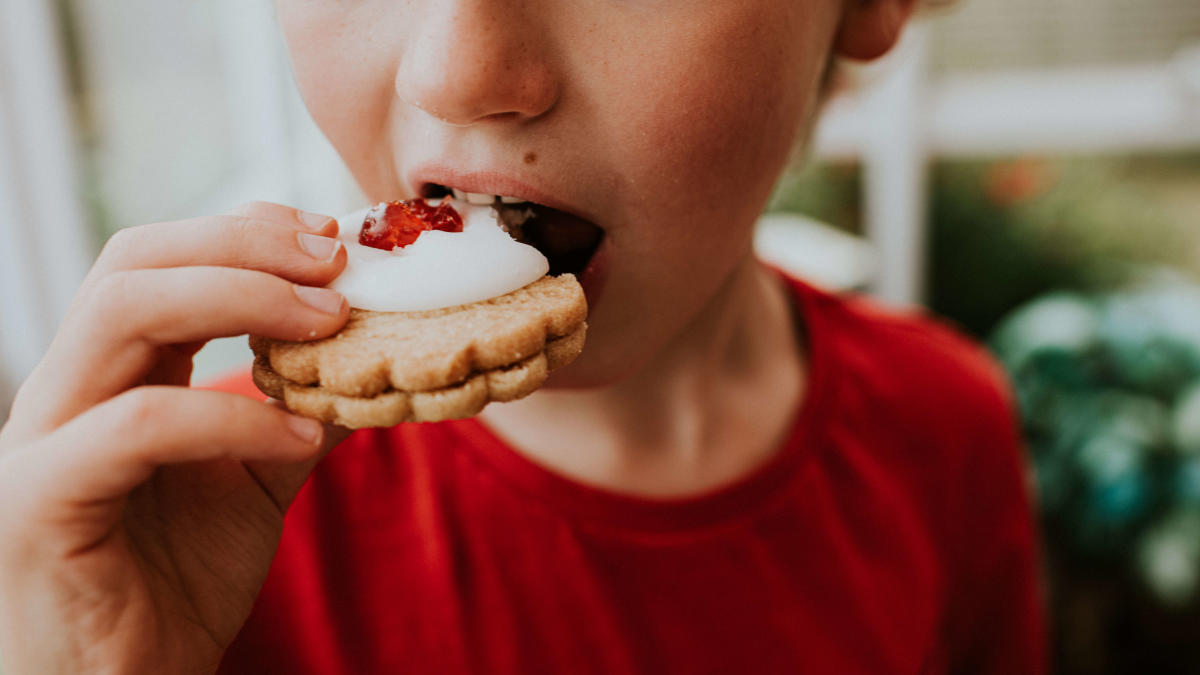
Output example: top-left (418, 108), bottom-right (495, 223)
top-left (814, 24), bottom-right (1200, 307)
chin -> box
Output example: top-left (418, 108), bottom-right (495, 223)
top-left (539, 335), bottom-right (649, 390)
top-left (545, 319), bottom-right (681, 390)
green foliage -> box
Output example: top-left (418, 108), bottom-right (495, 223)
top-left (992, 283), bottom-right (1200, 606)
top-left (770, 153), bottom-right (1200, 338)
top-left (928, 157), bottom-right (1197, 337)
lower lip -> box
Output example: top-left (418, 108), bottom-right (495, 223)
top-left (577, 239), bottom-right (609, 313)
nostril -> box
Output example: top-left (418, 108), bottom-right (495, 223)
top-left (395, 20), bottom-right (560, 126)
top-left (398, 70), bottom-right (559, 125)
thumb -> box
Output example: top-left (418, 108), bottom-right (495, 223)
top-left (243, 401), bottom-right (354, 512)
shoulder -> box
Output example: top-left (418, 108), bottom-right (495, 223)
top-left (786, 284), bottom-right (1042, 604)
top-left (791, 278), bottom-right (1017, 444)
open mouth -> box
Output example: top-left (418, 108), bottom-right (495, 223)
top-left (422, 183), bottom-right (605, 278)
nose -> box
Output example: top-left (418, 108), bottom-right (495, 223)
top-left (396, 1), bottom-right (561, 126)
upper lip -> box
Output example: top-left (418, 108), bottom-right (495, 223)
top-left (406, 165), bottom-right (599, 226)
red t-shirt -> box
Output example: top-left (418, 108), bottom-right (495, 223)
top-left (216, 278), bottom-right (1045, 674)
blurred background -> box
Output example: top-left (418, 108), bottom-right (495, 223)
top-left (1, 0), bottom-right (1199, 672)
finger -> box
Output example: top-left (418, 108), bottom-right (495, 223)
top-left (226, 201), bottom-right (339, 234)
top-left (23, 266), bottom-right (348, 430)
top-left (90, 214), bottom-right (345, 287)
top-left (245, 400), bottom-right (353, 512)
top-left (74, 266), bottom-right (349, 343)
top-left (2, 388), bottom-right (327, 530)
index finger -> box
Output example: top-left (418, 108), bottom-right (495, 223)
top-left (226, 201), bottom-right (338, 235)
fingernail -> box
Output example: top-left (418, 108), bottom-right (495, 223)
top-left (286, 414), bottom-right (323, 446)
top-left (298, 211), bottom-right (335, 229)
top-left (298, 232), bottom-right (341, 261)
top-left (294, 285), bottom-right (346, 315)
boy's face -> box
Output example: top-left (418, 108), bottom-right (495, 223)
top-left (278, 0), bottom-right (843, 385)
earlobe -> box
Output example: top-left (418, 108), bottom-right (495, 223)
top-left (833, 0), bottom-right (917, 61)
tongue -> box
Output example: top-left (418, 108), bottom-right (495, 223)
top-left (499, 204), bottom-right (603, 277)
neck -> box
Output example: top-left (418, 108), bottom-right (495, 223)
top-left (479, 255), bottom-right (806, 498)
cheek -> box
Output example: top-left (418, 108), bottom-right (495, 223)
top-left (277, 3), bottom-right (400, 195)
top-left (598, 3), bottom-right (835, 225)
top-left (562, 4), bottom-right (837, 380)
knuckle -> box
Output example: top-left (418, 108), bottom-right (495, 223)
top-left (2, 384), bottom-right (43, 443)
top-left (0, 449), bottom-right (46, 541)
top-left (97, 224), bottom-right (146, 264)
top-left (86, 271), bottom-right (133, 318)
top-left (231, 201), bottom-right (282, 218)
top-left (0, 484), bottom-right (23, 542)
top-left (220, 215), bottom-right (273, 248)
top-left (112, 388), bottom-right (167, 430)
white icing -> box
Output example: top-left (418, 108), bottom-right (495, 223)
top-left (328, 201), bottom-right (549, 312)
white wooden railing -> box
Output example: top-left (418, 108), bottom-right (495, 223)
top-left (814, 27), bottom-right (1200, 307)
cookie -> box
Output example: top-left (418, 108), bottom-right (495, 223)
top-left (250, 274), bottom-right (586, 428)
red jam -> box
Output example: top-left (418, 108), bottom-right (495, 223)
top-left (358, 198), bottom-right (464, 250)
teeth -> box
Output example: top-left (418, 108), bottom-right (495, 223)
top-left (447, 187), bottom-right (528, 205)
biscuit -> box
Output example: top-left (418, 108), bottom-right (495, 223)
top-left (249, 274), bottom-right (586, 428)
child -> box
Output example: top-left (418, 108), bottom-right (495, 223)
top-left (0, 0), bottom-right (1044, 672)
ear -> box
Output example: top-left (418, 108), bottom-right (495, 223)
top-left (833, 0), bottom-right (919, 61)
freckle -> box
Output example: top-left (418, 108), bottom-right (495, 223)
top-left (523, 152), bottom-right (537, 165)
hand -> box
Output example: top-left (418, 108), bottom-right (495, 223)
top-left (0, 203), bottom-right (351, 674)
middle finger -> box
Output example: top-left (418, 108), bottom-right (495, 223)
top-left (23, 266), bottom-right (349, 431)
